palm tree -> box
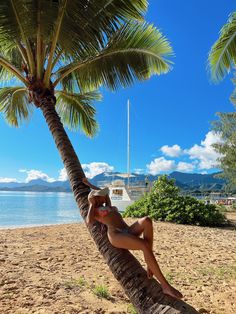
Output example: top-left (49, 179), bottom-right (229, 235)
top-left (208, 12), bottom-right (236, 189)
top-left (208, 11), bottom-right (236, 80)
top-left (0, 1), bottom-right (198, 313)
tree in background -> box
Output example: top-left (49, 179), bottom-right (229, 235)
top-left (208, 12), bottom-right (236, 189)
top-left (212, 112), bottom-right (236, 189)
top-left (124, 175), bottom-right (226, 227)
top-left (0, 1), bottom-right (198, 313)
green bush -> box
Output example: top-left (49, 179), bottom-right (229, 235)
top-left (123, 175), bottom-right (226, 227)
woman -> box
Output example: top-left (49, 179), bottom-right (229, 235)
top-left (82, 178), bottom-right (183, 299)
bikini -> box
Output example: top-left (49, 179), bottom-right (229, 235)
top-left (96, 206), bottom-right (129, 234)
top-left (96, 205), bottom-right (117, 218)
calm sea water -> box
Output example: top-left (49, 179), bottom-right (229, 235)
top-left (0, 191), bottom-right (132, 229)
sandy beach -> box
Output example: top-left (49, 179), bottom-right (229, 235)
top-left (0, 216), bottom-right (235, 314)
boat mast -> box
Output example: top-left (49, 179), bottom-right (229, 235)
top-left (127, 99), bottom-right (130, 188)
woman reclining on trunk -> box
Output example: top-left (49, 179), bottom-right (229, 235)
top-left (82, 177), bottom-right (183, 300)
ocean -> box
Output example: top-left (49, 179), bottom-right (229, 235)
top-left (0, 191), bottom-right (132, 229)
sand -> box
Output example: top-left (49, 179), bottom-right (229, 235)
top-left (0, 215), bottom-right (235, 314)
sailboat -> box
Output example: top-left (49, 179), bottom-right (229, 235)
top-left (97, 100), bottom-right (132, 204)
top-left (109, 99), bottom-right (132, 202)
top-left (100, 100), bottom-right (149, 205)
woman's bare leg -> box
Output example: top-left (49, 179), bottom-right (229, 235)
top-left (129, 217), bottom-right (154, 278)
top-left (129, 217), bottom-right (153, 248)
top-left (107, 230), bottom-right (183, 299)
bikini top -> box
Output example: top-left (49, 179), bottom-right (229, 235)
top-left (96, 206), bottom-right (118, 218)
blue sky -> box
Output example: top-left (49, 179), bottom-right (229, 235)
top-left (0, 0), bottom-right (235, 183)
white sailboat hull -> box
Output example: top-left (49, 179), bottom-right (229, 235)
top-left (109, 186), bottom-right (131, 201)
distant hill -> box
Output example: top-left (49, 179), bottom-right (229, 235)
top-left (1, 185), bottom-right (69, 192)
top-left (90, 171), bottom-right (225, 191)
top-left (0, 171), bottom-right (226, 192)
top-left (169, 171), bottom-right (225, 191)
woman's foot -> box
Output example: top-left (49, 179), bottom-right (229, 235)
top-left (161, 284), bottom-right (183, 299)
top-left (147, 267), bottom-right (153, 279)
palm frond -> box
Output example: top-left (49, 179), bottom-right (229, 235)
top-left (0, 0), bottom-right (153, 83)
top-left (0, 55), bottom-right (27, 84)
top-left (230, 89), bottom-right (236, 107)
top-left (44, 0), bottom-right (68, 86)
top-left (229, 75), bottom-right (236, 107)
top-left (56, 0), bottom-right (148, 58)
top-left (0, 0), bottom-right (58, 76)
top-left (54, 22), bottom-right (173, 91)
top-left (208, 12), bottom-right (236, 81)
top-left (0, 0), bottom-right (37, 77)
top-left (58, 72), bottom-right (80, 93)
top-left (0, 87), bottom-right (33, 127)
top-left (55, 90), bottom-right (101, 136)
top-left (82, 0), bottom-right (147, 26)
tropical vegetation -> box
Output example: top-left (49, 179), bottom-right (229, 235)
top-left (212, 112), bottom-right (236, 189)
top-left (208, 12), bottom-right (236, 81)
top-left (208, 11), bottom-right (236, 189)
top-left (123, 175), bottom-right (226, 227)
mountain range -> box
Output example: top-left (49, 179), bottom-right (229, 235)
top-left (0, 171), bottom-right (226, 192)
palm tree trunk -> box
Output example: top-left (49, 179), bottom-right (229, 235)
top-left (39, 97), bottom-right (198, 314)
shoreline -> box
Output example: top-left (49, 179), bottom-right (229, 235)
top-left (0, 219), bottom-right (235, 313)
top-left (0, 211), bottom-right (234, 231)
top-left (0, 221), bottom-right (83, 230)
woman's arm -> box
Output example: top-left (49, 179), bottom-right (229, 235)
top-left (82, 177), bottom-right (100, 190)
top-left (105, 194), bottom-right (112, 207)
top-left (86, 200), bottom-right (96, 225)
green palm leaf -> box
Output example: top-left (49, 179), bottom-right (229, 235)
top-left (56, 0), bottom-right (147, 55)
top-left (54, 22), bottom-right (173, 91)
top-left (0, 87), bottom-right (33, 127)
top-left (55, 90), bottom-right (101, 136)
top-left (0, 47), bottom-right (26, 83)
top-left (208, 12), bottom-right (236, 81)
top-left (230, 77), bottom-right (236, 106)
top-left (0, 1), bottom-right (173, 140)
top-left (0, 1), bottom-right (148, 78)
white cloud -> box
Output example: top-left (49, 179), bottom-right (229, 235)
top-left (82, 162), bottom-right (114, 179)
top-left (177, 162), bottom-right (195, 172)
top-left (134, 168), bottom-right (145, 174)
top-left (17, 163), bottom-right (114, 183)
top-left (146, 158), bottom-right (195, 175)
top-left (146, 157), bottom-right (176, 175)
top-left (202, 131), bottom-right (223, 147)
top-left (186, 131), bottom-right (222, 169)
top-left (147, 131), bottom-right (222, 174)
top-left (20, 169), bottom-right (56, 183)
top-left (58, 168), bottom-right (68, 181)
top-left (0, 177), bottom-right (18, 183)
top-left (160, 144), bottom-right (182, 157)
top-left (19, 169), bottom-right (27, 173)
